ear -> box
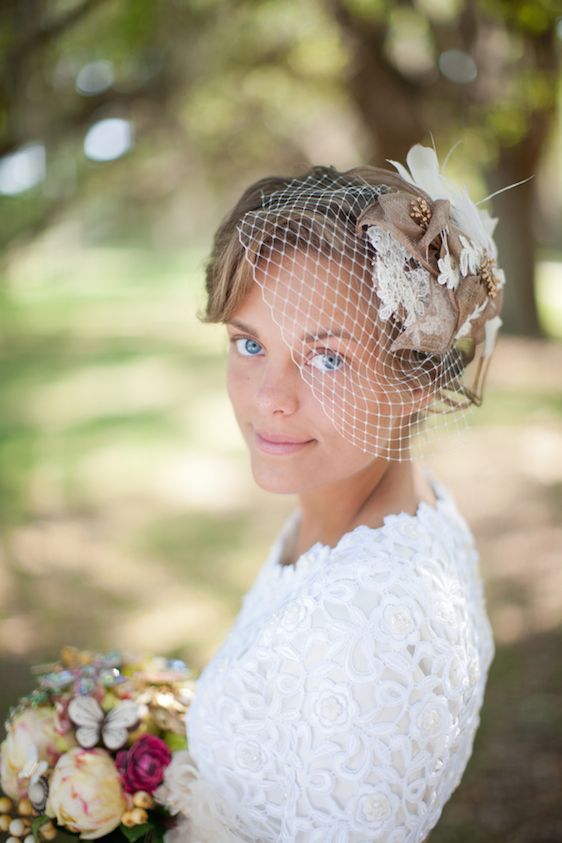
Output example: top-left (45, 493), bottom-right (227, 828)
top-left (394, 373), bottom-right (435, 417)
top-left (410, 383), bottom-right (435, 412)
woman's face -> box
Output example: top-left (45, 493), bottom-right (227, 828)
top-left (225, 248), bottom-right (417, 494)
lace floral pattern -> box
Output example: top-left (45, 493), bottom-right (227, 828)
top-left (366, 227), bottom-right (431, 328)
top-left (165, 469), bottom-right (495, 843)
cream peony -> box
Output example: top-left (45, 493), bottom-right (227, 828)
top-left (0, 707), bottom-right (60, 799)
top-left (46, 747), bottom-right (126, 839)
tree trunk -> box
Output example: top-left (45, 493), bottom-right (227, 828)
top-left (485, 102), bottom-right (555, 338)
top-left (487, 163), bottom-right (541, 336)
top-left (329, 0), bottom-right (558, 338)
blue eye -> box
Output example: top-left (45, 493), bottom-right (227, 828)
top-left (310, 351), bottom-right (345, 373)
top-left (233, 337), bottom-right (263, 356)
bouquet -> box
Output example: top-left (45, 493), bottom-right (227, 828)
top-left (0, 646), bottom-right (197, 842)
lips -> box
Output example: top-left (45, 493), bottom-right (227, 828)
top-left (254, 429), bottom-right (314, 455)
top-left (256, 430), bottom-right (312, 445)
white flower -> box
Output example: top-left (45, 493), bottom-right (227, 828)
top-left (161, 770), bottom-right (243, 843)
top-left (233, 738), bottom-right (265, 772)
top-left (455, 299), bottom-right (488, 339)
top-left (352, 782), bottom-right (399, 834)
top-left (358, 792), bottom-right (392, 823)
top-left (382, 603), bottom-right (415, 638)
top-left (410, 694), bottom-right (453, 752)
top-left (494, 267), bottom-right (506, 289)
top-left (459, 235), bottom-right (481, 276)
top-left (0, 708), bottom-right (59, 800)
top-left (437, 252), bottom-right (460, 290)
top-left (377, 593), bottom-right (421, 646)
top-left (154, 749), bottom-right (198, 816)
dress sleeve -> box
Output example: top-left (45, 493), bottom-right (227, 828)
top-left (246, 553), bottom-right (485, 843)
top-left (161, 538), bottom-right (491, 843)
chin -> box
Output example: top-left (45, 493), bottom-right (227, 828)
top-left (249, 457), bottom-right (304, 495)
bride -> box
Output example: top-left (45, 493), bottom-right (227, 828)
top-left (156, 144), bottom-right (501, 842)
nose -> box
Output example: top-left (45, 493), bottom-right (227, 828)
top-left (255, 356), bottom-right (301, 416)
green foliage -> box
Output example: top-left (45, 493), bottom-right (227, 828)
top-left (119, 822), bottom-right (153, 842)
top-left (162, 730), bottom-right (188, 752)
top-left (480, 0), bottom-right (562, 34)
top-left (31, 814), bottom-right (79, 842)
top-left (0, 0), bottom-right (560, 259)
top-left (341, 0), bottom-right (388, 22)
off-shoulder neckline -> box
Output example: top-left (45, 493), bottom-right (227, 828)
top-left (272, 467), bottom-right (453, 574)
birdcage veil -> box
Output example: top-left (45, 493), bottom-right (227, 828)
top-left (235, 145), bottom-right (505, 462)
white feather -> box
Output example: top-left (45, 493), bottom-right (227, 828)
top-left (405, 144), bottom-right (445, 198)
top-left (386, 158), bottom-right (415, 186)
top-left (388, 142), bottom-right (501, 257)
top-left (484, 315), bottom-right (503, 357)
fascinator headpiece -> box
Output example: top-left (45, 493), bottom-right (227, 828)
top-left (236, 143), bottom-right (506, 461)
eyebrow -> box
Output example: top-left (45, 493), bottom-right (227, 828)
top-left (226, 318), bottom-right (358, 344)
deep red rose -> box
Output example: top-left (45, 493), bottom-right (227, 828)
top-left (116, 734), bottom-right (172, 794)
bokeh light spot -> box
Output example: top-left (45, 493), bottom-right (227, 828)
top-left (439, 49), bottom-right (477, 84)
top-left (76, 60), bottom-right (115, 96)
top-left (83, 118), bottom-right (134, 162)
top-left (0, 143), bottom-right (46, 195)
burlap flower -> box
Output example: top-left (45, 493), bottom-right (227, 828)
top-left (355, 167), bottom-right (504, 358)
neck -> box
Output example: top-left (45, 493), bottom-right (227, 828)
top-left (296, 458), bottom-right (419, 549)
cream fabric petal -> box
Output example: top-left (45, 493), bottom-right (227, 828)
top-left (390, 280), bottom-right (458, 354)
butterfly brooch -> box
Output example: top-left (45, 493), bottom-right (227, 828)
top-left (20, 748), bottom-right (50, 812)
top-left (68, 696), bottom-right (139, 750)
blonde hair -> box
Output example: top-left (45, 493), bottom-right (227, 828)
top-left (197, 165), bottom-right (393, 326)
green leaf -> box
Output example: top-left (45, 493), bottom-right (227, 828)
top-left (162, 731), bottom-right (188, 752)
top-left (31, 815), bottom-right (51, 843)
top-left (119, 822), bottom-right (154, 841)
top-left (146, 827), bottom-right (165, 843)
top-left (30, 815), bottom-right (82, 842)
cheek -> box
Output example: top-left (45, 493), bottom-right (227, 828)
top-left (226, 363), bottom-right (252, 414)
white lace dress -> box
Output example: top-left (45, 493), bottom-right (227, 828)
top-left (161, 468), bottom-right (495, 843)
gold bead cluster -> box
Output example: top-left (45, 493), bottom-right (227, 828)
top-left (121, 790), bottom-right (154, 827)
top-left (0, 790), bottom-right (155, 840)
top-left (480, 251), bottom-right (500, 298)
top-left (0, 795), bottom-right (54, 842)
top-left (409, 196), bottom-right (432, 231)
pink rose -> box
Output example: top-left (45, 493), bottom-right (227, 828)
top-left (116, 735), bottom-right (171, 794)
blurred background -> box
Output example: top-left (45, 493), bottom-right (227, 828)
top-left (0, 1), bottom-right (561, 839)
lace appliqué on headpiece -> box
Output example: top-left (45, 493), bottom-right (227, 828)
top-left (366, 227), bottom-right (431, 328)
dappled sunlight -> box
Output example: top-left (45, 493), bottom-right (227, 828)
top-left (27, 358), bottom-right (188, 428)
top-left (154, 450), bottom-right (255, 508)
top-left (537, 260), bottom-right (562, 339)
top-left (179, 390), bottom-right (246, 454)
top-left (114, 596), bottom-right (233, 666)
top-left (430, 417), bottom-right (562, 647)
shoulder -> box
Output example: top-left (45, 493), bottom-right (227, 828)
top-left (257, 508), bottom-right (493, 676)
